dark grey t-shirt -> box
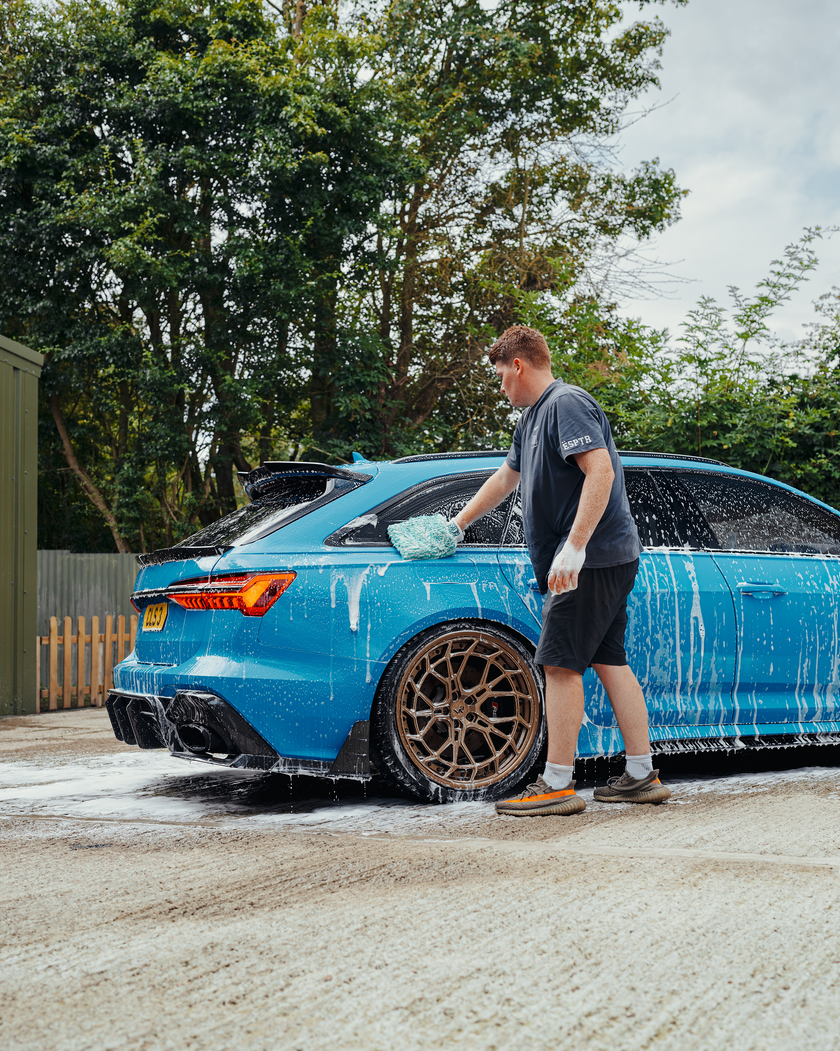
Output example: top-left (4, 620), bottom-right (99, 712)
top-left (506, 381), bottom-right (641, 591)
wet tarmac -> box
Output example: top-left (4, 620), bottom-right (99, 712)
top-left (3, 710), bottom-right (840, 1051)
top-left (1, 709), bottom-right (839, 835)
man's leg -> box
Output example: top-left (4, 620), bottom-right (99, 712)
top-left (494, 663), bottom-right (587, 817)
top-left (496, 562), bottom-right (636, 817)
top-left (592, 662), bottom-right (670, 803)
top-left (544, 665), bottom-right (585, 766)
top-left (591, 663), bottom-right (649, 757)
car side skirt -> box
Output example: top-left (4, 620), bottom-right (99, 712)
top-left (581, 720), bottom-right (840, 758)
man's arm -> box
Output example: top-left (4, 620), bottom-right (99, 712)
top-left (547, 447), bottom-right (614, 594)
top-left (453, 462), bottom-right (521, 534)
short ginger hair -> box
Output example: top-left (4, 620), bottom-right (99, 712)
top-left (488, 325), bottom-right (552, 370)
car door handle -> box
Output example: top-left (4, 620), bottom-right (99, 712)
top-left (527, 578), bottom-right (541, 592)
top-left (736, 582), bottom-right (787, 598)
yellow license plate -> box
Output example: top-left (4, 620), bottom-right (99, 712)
top-left (142, 602), bottom-right (169, 632)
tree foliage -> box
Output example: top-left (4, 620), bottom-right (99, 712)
top-left (1, 0), bottom-right (687, 550)
top-left (537, 230), bottom-right (840, 509)
top-left (7, 0), bottom-right (836, 552)
top-left (1, 0), bottom-right (410, 549)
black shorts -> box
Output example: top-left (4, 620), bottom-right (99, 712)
top-left (534, 558), bottom-right (639, 673)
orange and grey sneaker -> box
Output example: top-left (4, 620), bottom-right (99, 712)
top-left (593, 769), bottom-right (671, 804)
top-left (495, 776), bottom-right (586, 817)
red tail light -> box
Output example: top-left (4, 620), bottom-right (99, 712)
top-left (167, 572), bottom-right (296, 616)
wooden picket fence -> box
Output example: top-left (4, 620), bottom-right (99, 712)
top-left (36, 614), bottom-right (138, 713)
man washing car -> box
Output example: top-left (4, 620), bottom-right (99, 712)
top-left (451, 325), bottom-right (671, 815)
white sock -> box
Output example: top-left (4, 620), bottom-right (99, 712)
top-left (542, 762), bottom-right (574, 789)
top-left (625, 753), bottom-right (653, 780)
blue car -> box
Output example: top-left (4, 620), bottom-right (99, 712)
top-left (107, 451), bottom-right (840, 801)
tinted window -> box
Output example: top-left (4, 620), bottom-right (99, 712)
top-left (651, 472), bottom-right (719, 550)
top-left (677, 472), bottom-right (840, 554)
top-left (502, 489), bottom-right (526, 546)
top-left (329, 472), bottom-right (511, 547)
top-left (624, 470), bottom-right (679, 547)
top-left (502, 470), bottom-right (692, 549)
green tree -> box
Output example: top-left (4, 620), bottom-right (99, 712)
top-left (537, 230), bottom-right (840, 509)
top-left (305, 0), bottom-right (687, 458)
top-left (0, 0), bottom-right (406, 550)
top-left (2, 0), bottom-right (690, 550)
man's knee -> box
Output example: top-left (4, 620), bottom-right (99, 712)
top-left (593, 662), bottom-right (639, 685)
top-left (543, 664), bottom-right (583, 682)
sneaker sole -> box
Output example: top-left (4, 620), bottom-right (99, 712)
top-left (495, 797), bottom-right (587, 817)
top-left (592, 785), bottom-right (672, 804)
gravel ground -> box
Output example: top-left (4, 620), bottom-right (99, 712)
top-left (1, 709), bottom-right (839, 1051)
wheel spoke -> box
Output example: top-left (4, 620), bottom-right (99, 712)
top-left (468, 722), bottom-right (504, 763)
top-left (458, 736), bottom-right (480, 777)
top-left (424, 726), bottom-right (458, 761)
top-left (444, 733), bottom-right (461, 773)
top-left (472, 712), bottom-right (524, 750)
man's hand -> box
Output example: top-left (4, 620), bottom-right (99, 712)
top-left (547, 540), bottom-right (586, 595)
top-left (447, 520), bottom-right (465, 543)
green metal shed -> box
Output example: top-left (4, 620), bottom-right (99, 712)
top-left (1, 334), bottom-right (43, 716)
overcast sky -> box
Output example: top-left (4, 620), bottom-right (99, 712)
top-left (615, 0), bottom-right (840, 343)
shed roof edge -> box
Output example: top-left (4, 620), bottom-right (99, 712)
top-left (0, 334), bottom-right (44, 373)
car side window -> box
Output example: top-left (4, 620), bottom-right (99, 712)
top-left (501, 488), bottom-right (526, 546)
top-left (464, 491), bottom-right (514, 545)
top-left (328, 472), bottom-right (511, 547)
top-left (676, 471), bottom-right (840, 554)
top-left (649, 471), bottom-right (720, 550)
top-left (624, 469), bottom-right (682, 547)
top-left (502, 470), bottom-right (692, 549)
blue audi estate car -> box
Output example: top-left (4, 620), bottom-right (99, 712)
top-left (106, 451), bottom-right (840, 801)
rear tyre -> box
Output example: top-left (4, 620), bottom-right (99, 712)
top-left (371, 620), bottom-right (545, 803)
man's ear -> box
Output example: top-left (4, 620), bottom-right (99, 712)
top-left (512, 356), bottom-right (525, 375)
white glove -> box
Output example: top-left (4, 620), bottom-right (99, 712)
top-left (547, 541), bottom-right (586, 595)
top-left (448, 520), bottom-right (465, 543)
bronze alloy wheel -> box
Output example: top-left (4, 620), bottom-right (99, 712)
top-left (373, 623), bottom-right (544, 800)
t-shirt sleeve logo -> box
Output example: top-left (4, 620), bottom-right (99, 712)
top-left (561, 434), bottom-right (592, 452)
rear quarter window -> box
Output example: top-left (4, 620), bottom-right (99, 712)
top-left (328, 472), bottom-right (512, 547)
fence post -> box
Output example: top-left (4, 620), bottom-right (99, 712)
top-left (49, 616), bottom-right (59, 711)
top-left (76, 616), bottom-right (86, 708)
top-left (90, 616), bottom-right (101, 707)
top-left (62, 616), bottom-right (73, 709)
top-left (103, 615), bottom-right (114, 696)
top-left (117, 614), bottom-right (127, 664)
top-left (36, 635), bottom-right (41, 714)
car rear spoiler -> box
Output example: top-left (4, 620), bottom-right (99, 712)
top-left (136, 545), bottom-right (231, 568)
top-left (237, 460), bottom-right (372, 501)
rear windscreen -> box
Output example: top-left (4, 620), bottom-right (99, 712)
top-left (172, 477), bottom-right (354, 549)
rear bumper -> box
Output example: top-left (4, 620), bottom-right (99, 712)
top-left (106, 689), bottom-right (371, 779)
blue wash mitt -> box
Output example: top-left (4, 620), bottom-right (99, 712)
top-left (388, 514), bottom-right (461, 560)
